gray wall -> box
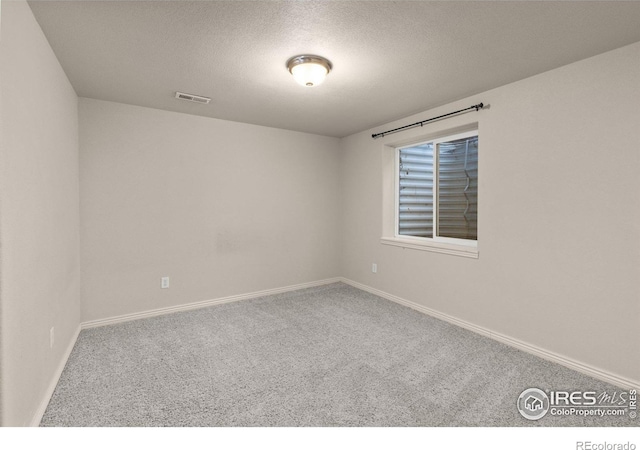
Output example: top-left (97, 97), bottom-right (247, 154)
top-left (0, 0), bottom-right (81, 426)
top-left (79, 98), bottom-right (341, 322)
top-left (339, 41), bottom-right (640, 386)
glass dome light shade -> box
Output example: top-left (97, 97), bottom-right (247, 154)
top-left (287, 55), bottom-right (332, 87)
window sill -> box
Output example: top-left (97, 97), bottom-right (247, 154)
top-left (380, 236), bottom-right (479, 259)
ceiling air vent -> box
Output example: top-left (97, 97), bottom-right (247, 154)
top-left (175, 92), bottom-right (211, 104)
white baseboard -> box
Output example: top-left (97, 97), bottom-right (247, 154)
top-left (340, 277), bottom-right (640, 391)
top-left (81, 277), bottom-right (342, 330)
top-left (29, 325), bottom-right (81, 427)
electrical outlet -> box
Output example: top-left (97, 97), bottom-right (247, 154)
top-left (49, 327), bottom-right (54, 349)
top-left (372, 263), bottom-right (377, 273)
top-left (161, 277), bottom-right (170, 289)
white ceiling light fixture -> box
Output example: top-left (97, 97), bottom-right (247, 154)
top-left (287, 55), bottom-right (332, 87)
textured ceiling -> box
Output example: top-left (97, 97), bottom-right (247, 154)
top-left (28, 1), bottom-right (640, 137)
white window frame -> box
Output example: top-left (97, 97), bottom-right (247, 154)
top-left (381, 129), bottom-right (479, 258)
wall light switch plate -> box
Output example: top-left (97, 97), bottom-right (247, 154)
top-left (372, 263), bottom-right (377, 273)
top-left (161, 277), bottom-right (170, 289)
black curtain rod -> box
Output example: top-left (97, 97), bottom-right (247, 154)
top-left (371, 103), bottom-right (484, 139)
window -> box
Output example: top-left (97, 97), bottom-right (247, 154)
top-left (396, 130), bottom-right (478, 248)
